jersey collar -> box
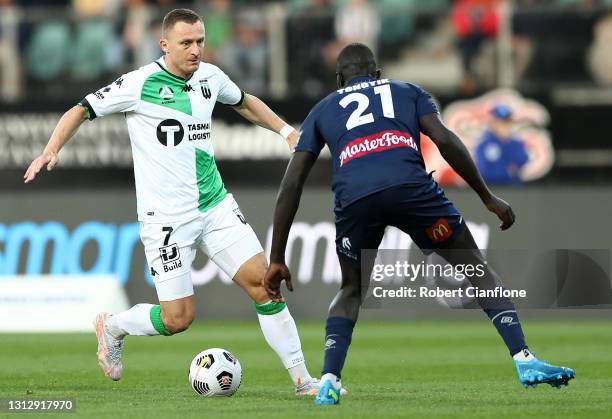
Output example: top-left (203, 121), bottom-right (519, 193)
top-left (155, 56), bottom-right (194, 82)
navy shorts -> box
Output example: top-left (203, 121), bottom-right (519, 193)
top-left (334, 183), bottom-right (466, 266)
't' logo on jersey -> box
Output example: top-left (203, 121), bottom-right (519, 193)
top-left (156, 119), bottom-right (184, 147)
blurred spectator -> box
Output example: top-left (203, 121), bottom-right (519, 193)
top-left (308, 0), bottom-right (380, 92)
top-left (123, 0), bottom-right (154, 68)
top-left (194, 0), bottom-right (233, 65)
top-left (4, 0), bottom-right (610, 104)
top-left (71, 0), bottom-right (123, 81)
top-left (24, 0), bottom-right (121, 83)
top-left (377, 0), bottom-right (417, 57)
top-left (123, 0), bottom-right (190, 69)
top-left (318, 0), bottom-right (381, 91)
top-left (218, 9), bottom-right (267, 95)
top-left (334, 0), bottom-right (380, 51)
top-left (287, 0), bottom-right (337, 97)
top-left (588, 12), bottom-right (612, 86)
top-left (555, 0), bottom-right (602, 10)
top-left (0, 0), bottom-right (21, 102)
top-left (475, 105), bottom-right (529, 185)
top-left (139, 17), bottom-right (164, 66)
top-left (451, 0), bottom-right (499, 93)
top-left (510, 23), bottom-right (534, 87)
top-left (73, 0), bottom-right (119, 17)
top-left (25, 20), bottom-right (71, 82)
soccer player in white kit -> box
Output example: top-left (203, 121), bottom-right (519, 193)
top-left (24, 8), bottom-right (321, 395)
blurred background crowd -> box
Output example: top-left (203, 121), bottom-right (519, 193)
top-left (2, 0), bottom-right (612, 102)
top-left (1, 0), bottom-right (612, 187)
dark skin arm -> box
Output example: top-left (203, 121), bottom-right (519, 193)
top-left (419, 113), bottom-right (515, 230)
top-left (263, 151), bottom-right (317, 301)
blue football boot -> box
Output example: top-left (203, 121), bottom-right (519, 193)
top-left (515, 355), bottom-right (575, 388)
top-left (314, 379), bottom-right (341, 405)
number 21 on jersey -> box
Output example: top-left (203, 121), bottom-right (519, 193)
top-left (339, 84), bottom-right (395, 130)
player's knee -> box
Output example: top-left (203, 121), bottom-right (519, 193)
top-left (163, 310), bottom-right (195, 334)
top-left (233, 253), bottom-right (269, 304)
top-left (236, 279), bottom-right (268, 305)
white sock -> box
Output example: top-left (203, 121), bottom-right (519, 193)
top-left (288, 363), bottom-right (312, 386)
top-left (256, 303), bottom-right (312, 385)
top-left (513, 348), bottom-right (535, 361)
top-left (321, 373), bottom-right (341, 390)
top-left (109, 303), bottom-right (160, 338)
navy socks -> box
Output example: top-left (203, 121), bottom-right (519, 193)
top-left (322, 316), bottom-right (355, 378)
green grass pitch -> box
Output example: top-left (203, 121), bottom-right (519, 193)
top-left (1, 320), bottom-right (611, 418)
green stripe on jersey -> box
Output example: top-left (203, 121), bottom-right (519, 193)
top-left (196, 148), bottom-right (227, 212)
top-left (141, 71), bottom-right (192, 115)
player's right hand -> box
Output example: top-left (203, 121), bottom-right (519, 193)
top-left (484, 194), bottom-right (516, 230)
top-left (263, 262), bottom-right (293, 302)
top-left (24, 151), bottom-right (58, 183)
top-left (285, 130), bottom-right (298, 152)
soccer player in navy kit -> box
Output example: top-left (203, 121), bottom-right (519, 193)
top-left (263, 44), bottom-right (574, 405)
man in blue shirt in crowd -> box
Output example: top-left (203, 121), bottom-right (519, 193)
top-left (263, 43), bottom-right (574, 405)
top-left (476, 105), bottom-right (529, 185)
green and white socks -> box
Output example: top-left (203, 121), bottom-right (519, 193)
top-left (106, 300), bottom-right (313, 386)
top-left (107, 303), bottom-right (170, 338)
top-left (254, 300), bottom-right (313, 386)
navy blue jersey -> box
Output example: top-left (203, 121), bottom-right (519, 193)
top-left (295, 76), bottom-right (440, 209)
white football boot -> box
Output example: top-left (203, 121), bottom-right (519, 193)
top-left (94, 313), bottom-right (124, 381)
top-left (295, 377), bottom-right (347, 396)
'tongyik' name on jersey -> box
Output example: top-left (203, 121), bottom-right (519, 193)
top-left (337, 78), bottom-right (390, 95)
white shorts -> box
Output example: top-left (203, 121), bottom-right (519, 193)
top-left (139, 194), bottom-right (264, 301)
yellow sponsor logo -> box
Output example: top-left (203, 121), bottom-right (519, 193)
top-left (431, 224), bottom-right (449, 240)
top-left (426, 218), bottom-right (452, 244)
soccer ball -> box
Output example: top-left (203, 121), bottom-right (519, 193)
top-left (188, 348), bottom-right (242, 397)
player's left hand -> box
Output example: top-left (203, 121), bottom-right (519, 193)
top-left (285, 130), bottom-right (298, 152)
top-left (484, 194), bottom-right (516, 230)
top-left (24, 150), bottom-right (59, 183)
top-left (263, 262), bottom-right (293, 302)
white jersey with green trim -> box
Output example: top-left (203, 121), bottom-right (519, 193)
top-left (81, 57), bottom-right (243, 222)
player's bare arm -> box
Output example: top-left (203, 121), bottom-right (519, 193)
top-left (233, 93), bottom-right (298, 151)
top-left (419, 113), bottom-right (515, 230)
top-left (23, 105), bottom-right (88, 183)
top-left (264, 151), bottom-right (317, 301)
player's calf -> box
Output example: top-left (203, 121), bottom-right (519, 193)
top-left (159, 296), bottom-right (196, 335)
top-left (161, 310), bottom-right (195, 334)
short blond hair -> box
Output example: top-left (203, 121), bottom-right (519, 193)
top-left (162, 8), bottom-right (202, 36)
